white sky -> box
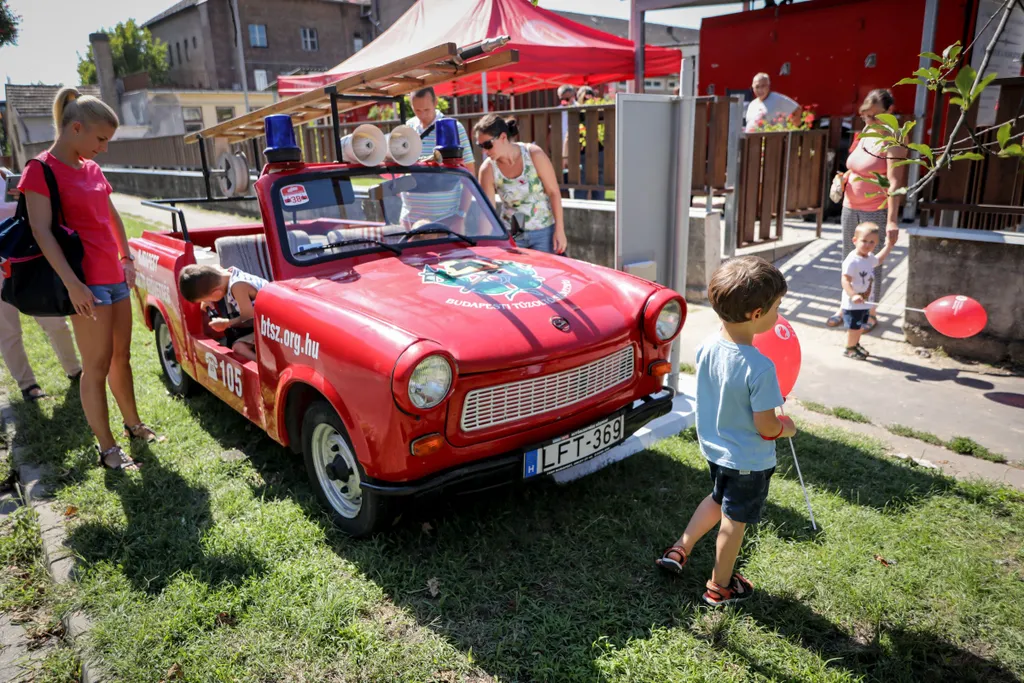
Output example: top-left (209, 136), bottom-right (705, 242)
top-left (0, 0), bottom-right (744, 100)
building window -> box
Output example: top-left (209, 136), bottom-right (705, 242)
top-left (249, 24), bottom-right (268, 48)
top-left (216, 107), bottom-right (236, 123)
top-left (182, 107), bottom-right (203, 133)
top-left (168, 48), bottom-right (173, 67)
top-left (192, 36), bottom-right (197, 48)
top-left (301, 27), bottom-right (318, 52)
top-left (253, 69), bottom-right (268, 91)
top-left (176, 42), bottom-right (182, 65)
top-left (353, 34), bottom-right (364, 52)
top-left (185, 42), bottom-right (190, 61)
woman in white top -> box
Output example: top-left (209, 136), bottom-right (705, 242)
top-left (475, 115), bottom-right (567, 254)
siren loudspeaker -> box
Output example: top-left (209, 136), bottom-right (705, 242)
top-left (215, 151), bottom-right (251, 197)
top-left (340, 124), bottom-right (387, 166)
top-left (385, 125), bottom-right (423, 166)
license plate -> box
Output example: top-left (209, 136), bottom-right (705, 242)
top-left (523, 414), bottom-right (626, 478)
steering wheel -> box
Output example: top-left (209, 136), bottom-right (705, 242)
top-left (399, 222), bottom-right (451, 242)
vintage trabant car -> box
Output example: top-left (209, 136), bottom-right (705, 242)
top-left (127, 44), bottom-right (686, 535)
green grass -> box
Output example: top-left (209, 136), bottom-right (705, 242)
top-left (949, 436), bottom-right (1006, 463)
top-left (0, 500), bottom-right (80, 682)
top-left (887, 424), bottom-right (945, 447)
top-left (3, 214), bottom-right (1022, 681)
top-left (679, 363), bottom-right (696, 375)
top-left (801, 401), bottom-right (871, 424)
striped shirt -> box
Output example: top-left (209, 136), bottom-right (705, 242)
top-left (406, 111), bottom-right (475, 166)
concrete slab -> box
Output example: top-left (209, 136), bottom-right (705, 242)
top-left (675, 227), bottom-right (1024, 467)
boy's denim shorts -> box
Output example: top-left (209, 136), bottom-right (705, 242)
top-left (709, 462), bottom-right (775, 524)
top-left (843, 308), bottom-right (871, 330)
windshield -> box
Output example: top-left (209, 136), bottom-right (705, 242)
top-left (274, 169), bottom-right (508, 264)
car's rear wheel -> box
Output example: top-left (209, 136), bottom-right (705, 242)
top-left (301, 400), bottom-right (398, 537)
top-left (154, 312), bottom-right (196, 396)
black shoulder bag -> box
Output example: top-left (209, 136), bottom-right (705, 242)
top-left (0, 159), bottom-right (86, 317)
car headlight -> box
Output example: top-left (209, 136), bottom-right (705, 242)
top-left (408, 355), bottom-right (452, 409)
top-left (656, 300), bottom-right (683, 341)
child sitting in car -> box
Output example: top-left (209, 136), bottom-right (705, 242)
top-left (178, 264), bottom-right (268, 362)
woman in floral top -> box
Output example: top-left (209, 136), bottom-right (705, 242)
top-left (475, 115), bottom-right (567, 254)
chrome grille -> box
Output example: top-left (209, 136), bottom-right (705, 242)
top-left (460, 346), bottom-right (635, 432)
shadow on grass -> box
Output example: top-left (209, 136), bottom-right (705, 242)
top-left (64, 443), bottom-right (267, 594)
top-left (58, 386), bottom-right (1016, 681)
top-left (738, 594), bottom-right (1020, 683)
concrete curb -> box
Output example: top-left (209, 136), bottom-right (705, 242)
top-left (2, 400), bottom-right (107, 683)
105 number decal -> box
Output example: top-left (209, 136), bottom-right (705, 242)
top-left (205, 352), bottom-right (243, 398)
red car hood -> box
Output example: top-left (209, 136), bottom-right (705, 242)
top-left (284, 246), bottom-right (657, 374)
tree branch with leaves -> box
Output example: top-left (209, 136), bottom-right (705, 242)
top-left (859, 0), bottom-right (1022, 205)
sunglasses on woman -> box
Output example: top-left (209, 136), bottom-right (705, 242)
top-left (478, 139), bottom-right (495, 150)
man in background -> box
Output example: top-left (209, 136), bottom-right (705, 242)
top-left (744, 73), bottom-right (799, 132)
top-left (406, 86), bottom-right (475, 175)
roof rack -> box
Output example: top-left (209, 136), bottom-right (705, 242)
top-left (185, 41), bottom-right (518, 145)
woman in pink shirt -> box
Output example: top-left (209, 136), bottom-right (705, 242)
top-left (827, 90), bottom-right (908, 331)
top-left (19, 88), bottom-right (163, 471)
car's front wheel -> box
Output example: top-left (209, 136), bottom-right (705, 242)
top-left (154, 312), bottom-right (196, 396)
top-left (301, 401), bottom-right (398, 537)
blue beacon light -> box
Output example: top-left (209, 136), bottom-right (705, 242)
top-left (434, 117), bottom-right (463, 161)
top-left (263, 114), bottom-right (301, 163)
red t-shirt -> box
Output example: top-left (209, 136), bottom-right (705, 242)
top-left (18, 152), bottom-right (124, 286)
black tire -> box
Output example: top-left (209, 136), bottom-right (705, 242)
top-left (301, 400), bottom-right (398, 537)
top-left (154, 312), bottom-right (197, 397)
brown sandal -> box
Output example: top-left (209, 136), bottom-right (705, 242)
top-left (98, 445), bottom-right (140, 471)
top-left (702, 573), bottom-right (755, 607)
top-left (655, 546), bottom-right (689, 576)
top-left (124, 422), bottom-right (166, 443)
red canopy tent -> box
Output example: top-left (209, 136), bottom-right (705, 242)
top-left (276, 0), bottom-right (683, 98)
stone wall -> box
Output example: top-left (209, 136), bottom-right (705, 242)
top-left (903, 227), bottom-right (1024, 364)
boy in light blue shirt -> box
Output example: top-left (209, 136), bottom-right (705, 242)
top-left (656, 256), bottom-right (796, 607)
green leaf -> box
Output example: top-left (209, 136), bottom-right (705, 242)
top-left (950, 97), bottom-right (965, 107)
top-left (896, 77), bottom-right (923, 87)
top-left (876, 113), bottom-right (900, 130)
top-left (998, 122), bottom-right (1012, 148)
top-left (942, 43), bottom-right (962, 62)
top-left (914, 68), bottom-right (934, 80)
top-left (857, 131), bottom-right (886, 140)
top-left (920, 51), bottom-right (944, 62)
top-left (890, 187), bottom-right (909, 196)
top-left (892, 158), bottom-right (929, 168)
top-left (955, 65), bottom-right (977, 98)
top-left (900, 120), bottom-right (917, 138)
top-left (871, 171), bottom-right (890, 188)
top-left (952, 152), bottom-right (984, 162)
top-left (908, 143), bottom-right (934, 161)
top-left (998, 143), bottom-right (1024, 157)
top-left (972, 72), bottom-right (999, 97)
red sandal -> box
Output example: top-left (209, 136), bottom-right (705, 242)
top-left (655, 546), bottom-right (689, 576)
top-left (702, 573), bottom-right (755, 607)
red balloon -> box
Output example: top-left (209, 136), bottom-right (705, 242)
top-left (753, 314), bottom-right (802, 398)
top-left (924, 295), bottom-right (987, 339)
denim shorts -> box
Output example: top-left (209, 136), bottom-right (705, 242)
top-left (88, 281), bottom-right (130, 306)
top-left (843, 308), bottom-right (871, 330)
top-left (709, 462), bottom-right (775, 524)
top-left (514, 224), bottom-right (555, 253)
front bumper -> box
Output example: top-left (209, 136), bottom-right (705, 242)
top-left (361, 386), bottom-right (676, 498)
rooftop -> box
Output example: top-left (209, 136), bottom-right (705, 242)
top-left (552, 11), bottom-right (699, 47)
top-left (6, 84), bottom-right (103, 118)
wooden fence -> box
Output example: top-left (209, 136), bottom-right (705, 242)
top-left (919, 80), bottom-right (1024, 232)
top-left (21, 101), bottom-right (830, 250)
top-left (736, 130), bottom-right (828, 248)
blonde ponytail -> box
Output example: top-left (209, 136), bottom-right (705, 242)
top-left (52, 86), bottom-right (119, 135)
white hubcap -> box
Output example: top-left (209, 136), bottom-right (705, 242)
top-left (311, 423), bottom-right (362, 518)
top-left (158, 323), bottom-right (183, 387)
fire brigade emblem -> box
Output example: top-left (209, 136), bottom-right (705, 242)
top-left (421, 258), bottom-right (544, 301)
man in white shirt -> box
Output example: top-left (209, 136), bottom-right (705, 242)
top-left (744, 73), bottom-right (799, 132)
top-left (406, 87), bottom-right (475, 175)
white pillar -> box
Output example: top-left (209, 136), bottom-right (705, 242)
top-left (905, 0), bottom-right (940, 220)
top-left (481, 74), bottom-right (489, 113)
